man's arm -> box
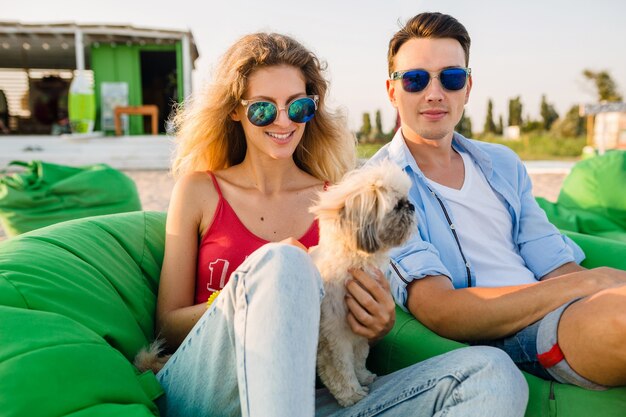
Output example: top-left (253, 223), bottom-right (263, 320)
top-left (540, 261), bottom-right (585, 280)
top-left (406, 268), bottom-right (625, 341)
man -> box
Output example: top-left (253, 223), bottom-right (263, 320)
top-left (369, 12), bottom-right (626, 390)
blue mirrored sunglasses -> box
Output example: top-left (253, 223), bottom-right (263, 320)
top-left (390, 67), bottom-right (471, 93)
top-left (240, 95), bottom-right (319, 127)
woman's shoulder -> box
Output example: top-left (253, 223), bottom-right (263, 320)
top-left (168, 171), bottom-right (223, 236)
top-left (174, 170), bottom-right (218, 192)
top-left (170, 171), bottom-right (220, 208)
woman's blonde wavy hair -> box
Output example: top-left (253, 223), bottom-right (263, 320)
top-left (170, 32), bottom-right (356, 182)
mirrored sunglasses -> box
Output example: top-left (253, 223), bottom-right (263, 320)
top-left (240, 95), bottom-right (319, 127)
top-left (390, 67), bottom-right (471, 93)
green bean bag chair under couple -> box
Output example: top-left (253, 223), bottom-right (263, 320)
top-left (1, 211), bottom-right (625, 416)
top-left (537, 150), bottom-right (626, 243)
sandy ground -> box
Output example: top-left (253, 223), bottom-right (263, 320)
top-left (123, 170), bottom-right (566, 211)
top-left (0, 170), bottom-right (565, 241)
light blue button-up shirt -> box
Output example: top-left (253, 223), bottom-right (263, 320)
top-left (367, 130), bottom-right (585, 311)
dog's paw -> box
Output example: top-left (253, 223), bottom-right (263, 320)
top-left (334, 385), bottom-right (368, 407)
top-left (357, 369), bottom-right (377, 386)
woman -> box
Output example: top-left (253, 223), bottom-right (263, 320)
top-left (155, 32), bottom-right (528, 417)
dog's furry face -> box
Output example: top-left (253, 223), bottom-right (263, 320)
top-left (311, 161), bottom-right (416, 254)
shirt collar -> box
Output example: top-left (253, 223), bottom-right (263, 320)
top-left (451, 132), bottom-right (493, 179)
top-left (387, 129), bottom-right (493, 180)
top-left (387, 128), bottom-right (422, 177)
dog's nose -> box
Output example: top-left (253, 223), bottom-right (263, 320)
top-left (408, 202), bottom-right (415, 211)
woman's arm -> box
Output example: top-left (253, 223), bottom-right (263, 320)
top-left (156, 173), bottom-right (219, 350)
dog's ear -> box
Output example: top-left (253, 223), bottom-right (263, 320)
top-left (349, 192), bottom-right (382, 253)
top-left (356, 222), bottom-right (381, 253)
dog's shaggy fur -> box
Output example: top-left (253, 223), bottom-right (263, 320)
top-left (309, 161), bottom-right (416, 407)
top-left (133, 338), bottom-right (170, 374)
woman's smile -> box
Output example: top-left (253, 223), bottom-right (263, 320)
top-left (266, 130), bottom-right (295, 144)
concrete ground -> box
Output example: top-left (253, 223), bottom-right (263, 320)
top-left (0, 134), bottom-right (175, 170)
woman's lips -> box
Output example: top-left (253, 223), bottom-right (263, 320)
top-left (266, 131), bottom-right (294, 144)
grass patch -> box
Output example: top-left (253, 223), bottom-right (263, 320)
top-left (356, 134), bottom-right (587, 160)
top-left (478, 134), bottom-right (586, 160)
top-left (357, 143), bottom-right (385, 159)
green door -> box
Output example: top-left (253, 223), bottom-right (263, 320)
top-left (91, 43), bottom-right (183, 135)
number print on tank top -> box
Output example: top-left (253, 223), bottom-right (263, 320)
top-left (208, 259), bottom-right (230, 293)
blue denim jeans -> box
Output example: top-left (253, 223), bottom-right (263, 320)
top-left (157, 243), bottom-right (528, 417)
top-left (473, 299), bottom-right (605, 390)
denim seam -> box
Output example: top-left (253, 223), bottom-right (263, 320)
top-left (350, 375), bottom-right (463, 417)
top-left (238, 274), bottom-right (251, 416)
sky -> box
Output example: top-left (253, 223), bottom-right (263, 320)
top-left (4, 0), bottom-right (626, 133)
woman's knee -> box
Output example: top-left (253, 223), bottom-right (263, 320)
top-left (467, 346), bottom-right (524, 376)
top-left (258, 242), bottom-right (312, 264)
top-left (238, 242), bottom-right (324, 301)
top-left (467, 346), bottom-right (528, 411)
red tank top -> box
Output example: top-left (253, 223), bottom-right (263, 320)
top-left (195, 172), bottom-right (321, 304)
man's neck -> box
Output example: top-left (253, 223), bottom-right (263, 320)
top-left (400, 128), bottom-right (465, 189)
top-left (400, 128), bottom-right (456, 169)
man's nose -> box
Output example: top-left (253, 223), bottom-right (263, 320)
top-left (424, 77), bottom-right (445, 101)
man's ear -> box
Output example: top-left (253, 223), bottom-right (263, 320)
top-left (464, 75), bottom-right (473, 105)
top-left (386, 79), bottom-right (398, 109)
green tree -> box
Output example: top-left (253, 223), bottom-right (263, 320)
top-left (456, 110), bottom-right (473, 138)
top-left (583, 70), bottom-right (623, 102)
top-left (551, 105), bottom-right (586, 138)
top-left (522, 112), bottom-right (542, 133)
top-left (371, 109), bottom-right (385, 141)
top-left (483, 99), bottom-right (496, 134)
top-left (496, 115), bottom-right (504, 135)
top-left (522, 118), bottom-right (542, 133)
top-left (359, 112), bottom-right (372, 141)
top-left (375, 110), bottom-right (383, 134)
top-left (540, 95), bottom-right (559, 131)
top-left (508, 96), bottom-right (523, 126)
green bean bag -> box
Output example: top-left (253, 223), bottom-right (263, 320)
top-left (559, 151), bottom-right (626, 227)
top-left (536, 197), bottom-right (626, 243)
top-left (537, 151), bottom-right (626, 242)
top-left (0, 160), bottom-right (142, 237)
top-left (369, 230), bottom-right (626, 417)
top-left (2, 211), bottom-right (625, 416)
top-left (0, 211), bottom-right (165, 417)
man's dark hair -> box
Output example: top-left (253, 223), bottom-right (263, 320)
top-left (387, 12), bottom-right (471, 75)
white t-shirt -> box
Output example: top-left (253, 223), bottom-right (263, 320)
top-left (426, 151), bottom-right (538, 287)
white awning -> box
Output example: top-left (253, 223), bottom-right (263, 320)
top-left (0, 21), bottom-right (199, 70)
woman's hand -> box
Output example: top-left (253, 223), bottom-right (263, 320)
top-left (279, 237), bottom-right (307, 251)
top-left (345, 267), bottom-right (396, 343)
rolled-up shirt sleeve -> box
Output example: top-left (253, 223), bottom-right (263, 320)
top-left (387, 236), bottom-right (452, 312)
top-left (516, 161), bottom-right (585, 277)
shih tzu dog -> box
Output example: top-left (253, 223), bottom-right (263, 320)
top-left (309, 160), bottom-right (416, 407)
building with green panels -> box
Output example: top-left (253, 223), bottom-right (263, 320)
top-left (0, 22), bottom-right (199, 135)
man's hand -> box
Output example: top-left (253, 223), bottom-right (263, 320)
top-left (544, 264), bottom-right (626, 289)
top-left (345, 267), bottom-right (396, 343)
